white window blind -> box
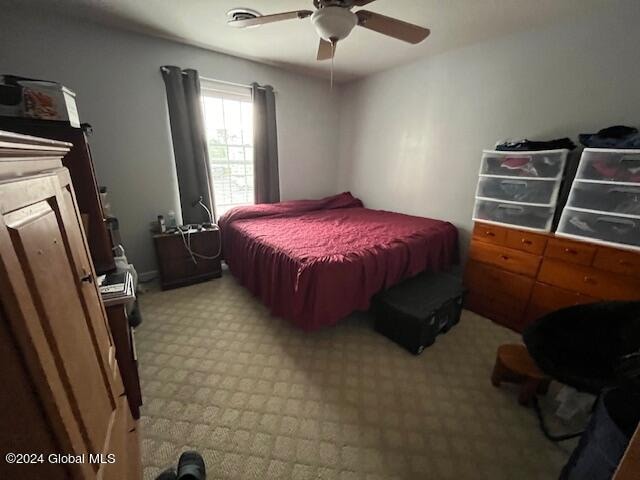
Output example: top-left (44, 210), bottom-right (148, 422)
top-left (200, 79), bottom-right (254, 216)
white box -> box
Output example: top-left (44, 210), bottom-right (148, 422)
top-left (18, 80), bottom-right (80, 127)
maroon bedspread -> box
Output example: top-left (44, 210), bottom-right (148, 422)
top-left (219, 192), bottom-right (458, 331)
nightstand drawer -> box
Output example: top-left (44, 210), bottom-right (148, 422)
top-left (155, 231), bottom-right (220, 260)
top-left (157, 256), bottom-right (221, 289)
top-left (469, 240), bottom-right (541, 277)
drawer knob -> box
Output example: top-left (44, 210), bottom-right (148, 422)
top-left (521, 239), bottom-right (532, 245)
top-left (485, 231), bottom-right (495, 237)
top-left (500, 255), bottom-right (509, 261)
top-left (564, 248), bottom-right (577, 255)
top-left (583, 276), bottom-right (596, 284)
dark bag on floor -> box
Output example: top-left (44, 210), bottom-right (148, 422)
top-left (372, 272), bottom-right (465, 355)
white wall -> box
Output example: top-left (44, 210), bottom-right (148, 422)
top-left (0, 8), bottom-right (340, 273)
top-left (337, 2), bottom-right (640, 261)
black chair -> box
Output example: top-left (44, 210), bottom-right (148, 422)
top-left (524, 301), bottom-right (640, 394)
top-left (523, 301), bottom-right (640, 480)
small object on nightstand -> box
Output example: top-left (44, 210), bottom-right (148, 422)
top-left (153, 225), bottom-right (222, 290)
top-left (167, 210), bottom-right (177, 229)
top-left (157, 214), bottom-right (166, 233)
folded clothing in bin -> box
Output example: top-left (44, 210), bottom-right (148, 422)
top-left (372, 272), bottom-right (465, 355)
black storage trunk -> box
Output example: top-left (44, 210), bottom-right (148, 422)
top-left (372, 272), bottom-right (466, 355)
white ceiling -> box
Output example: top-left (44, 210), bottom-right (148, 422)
top-left (19, 0), bottom-right (613, 82)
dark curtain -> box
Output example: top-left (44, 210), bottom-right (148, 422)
top-left (252, 83), bottom-right (280, 204)
top-left (161, 66), bottom-right (215, 223)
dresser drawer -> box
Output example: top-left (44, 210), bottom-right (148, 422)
top-left (544, 237), bottom-right (596, 266)
top-left (538, 258), bottom-right (640, 300)
top-left (524, 282), bottom-right (597, 327)
top-left (593, 247), bottom-right (640, 279)
top-left (480, 150), bottom-right (567, 179)
top-left (575, 148), bottom-right (640, 182)
top-left (505, 229), bottom-right (548, 255)
top-left (472, 222), bottom-right (508, 245)
top-left (464, 260), bottom-right (534, 332)
top-left (464, 260), bottom-right (534, 302)
top-left (476, 177), bottom-right (560, 205)
top-left (469, 240), bottom-right (541, 277)
top-left (466, 291), bottom-right (525, 331)
top-left (473, 199), bottom-right (555, 232)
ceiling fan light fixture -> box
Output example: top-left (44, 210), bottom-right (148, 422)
top-left (311, 6), bottom-right (357, 41)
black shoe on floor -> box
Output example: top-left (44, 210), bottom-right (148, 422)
top-left (177, 451), bottom-right (206, 480)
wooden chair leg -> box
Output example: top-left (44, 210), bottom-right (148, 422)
top-left (519, 378), bottom-right (540, 406)
top-left (491, 356), bottom-right (507, 387)
top-left (537, 378), bottom-right (551, 396)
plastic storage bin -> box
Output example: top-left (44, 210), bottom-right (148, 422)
top-left (575, 149), bottom-right (640, 183)
top-left (557, 148), bottom-right (640, 250)
top-left (473, 198), bottom-right (556, 231)
top-left (479, 150), bottom-right (567, 179)
top-left (566, 182), bottom-right (640, 216)
top-left (476, 177), bottom-right (560, 205)
top-left (557, 208), bottom-right (640, 249)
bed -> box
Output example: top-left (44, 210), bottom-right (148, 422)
top-left (218, 192), bottom-right (458, 331)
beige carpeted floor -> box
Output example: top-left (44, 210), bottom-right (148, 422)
top-left (136, 273), bottom-right (574, 480)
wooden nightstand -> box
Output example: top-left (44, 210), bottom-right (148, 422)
top-left (153, 226), bottom-right (222, 290)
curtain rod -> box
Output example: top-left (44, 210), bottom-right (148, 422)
top-left (160, 67), bottom-right (276, 93)
top-left (199, 75), bottom-right (265, 91)
top-left (201, 76), bottom-right (277, 95)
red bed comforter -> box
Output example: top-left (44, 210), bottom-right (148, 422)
top-left (219, 192), bottom-right (458, 331)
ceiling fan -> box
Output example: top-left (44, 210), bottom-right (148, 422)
top-left (227, 0), bottom-right (431, 61)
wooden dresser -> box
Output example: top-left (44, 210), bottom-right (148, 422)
top-left (0, 131), bottom-right (141, 479)
top-left (464, 221), bottom-right (640, 332)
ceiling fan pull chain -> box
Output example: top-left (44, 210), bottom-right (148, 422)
top-left (330, 39), bottom-right (336, 89)
top-left (330, 48), bottom-right (334, 89)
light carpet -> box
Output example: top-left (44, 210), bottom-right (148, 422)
top-left (136, 273), bottom-right (573, 480)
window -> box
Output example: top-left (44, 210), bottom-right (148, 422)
top-left (201, 80), bottom-right (254, 217)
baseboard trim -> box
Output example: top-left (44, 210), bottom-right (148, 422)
top-left (139, 270), bottom-right (159, 282)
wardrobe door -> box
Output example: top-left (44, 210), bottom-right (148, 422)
top-left (56, 169), bottom-right (121, 391)
top-left (0, 172), bottom-right (129, 479)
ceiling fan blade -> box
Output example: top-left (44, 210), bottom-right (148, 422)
top-left (353, 0), bottom-right (378, 5)
top-left (356, 10), bottom-right (430, 44)
top-left (317, 38), bottom-right (336, 61)
top-left (228, 10), bottom-right (312, 28)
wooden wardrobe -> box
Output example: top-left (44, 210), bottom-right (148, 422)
top-left (0, 117), bottom-right (115, 274)
top-left (0, 131), bottom-right (141, 479)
